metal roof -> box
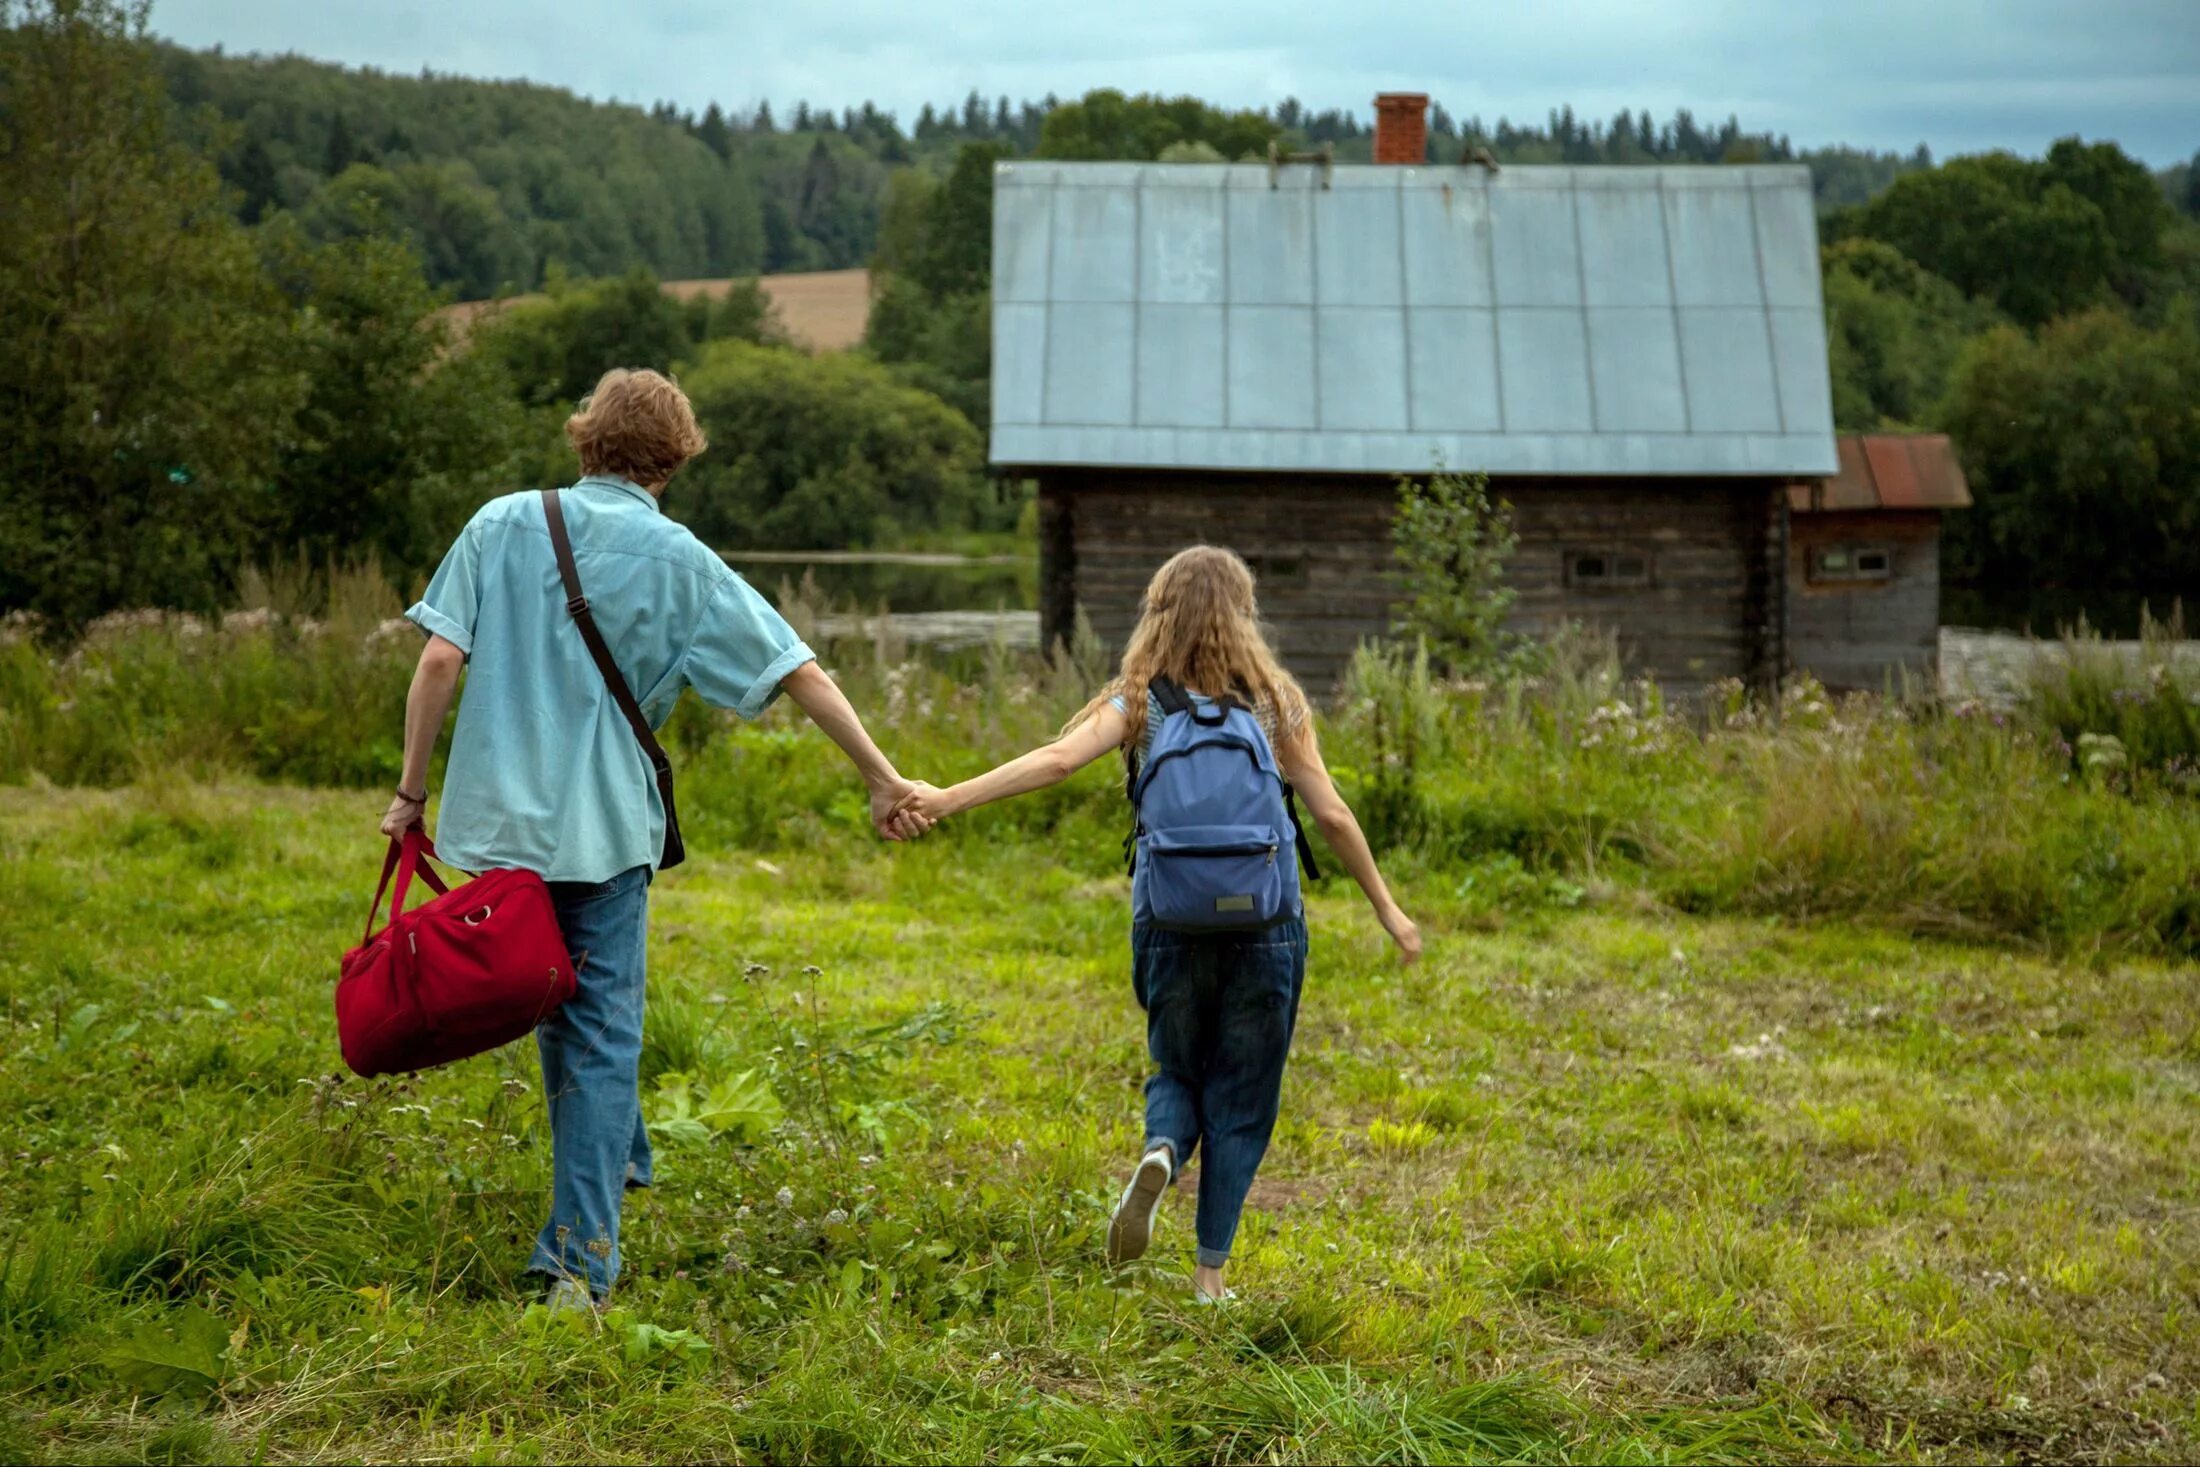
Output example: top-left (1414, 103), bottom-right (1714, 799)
top-left (990, 160), bottom-right (1838, 478)
top-left (1787, 434), bottom-right (1972, 513)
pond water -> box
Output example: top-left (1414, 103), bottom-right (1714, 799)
top-left (723, 550), bottom-right (1039, 655)
top-left (723, 550), bottom-right (1035, 616)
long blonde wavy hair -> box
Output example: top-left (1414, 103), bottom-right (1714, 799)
top-left (1068, 545), bottom-right (1312, 752)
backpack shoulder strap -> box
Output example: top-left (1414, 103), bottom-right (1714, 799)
top-left (1148, 676), bottom-right (1192, 717)
top-left (540, 489), bottom-right (685, 869)
top-left (1284, 783), bottom-right (1322, 882)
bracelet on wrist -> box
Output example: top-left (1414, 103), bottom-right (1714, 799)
top-left (395, 785), bottom-right (427, 803)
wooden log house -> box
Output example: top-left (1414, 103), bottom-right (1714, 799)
top-left (1787, 434), bottom-right (1972, 692)
top-left (990, 95), bottom-right (1862, 693)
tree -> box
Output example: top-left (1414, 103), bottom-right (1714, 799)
top-left (326, 109), bottom-right (360, 173)
top-left (1821, 239), bottom-right (2004, 430)
top-left (1037, 89), bottom-right (1275, 162)
top-left (1837, 149), bottom-right (2128, 327)
top-left (909, 141), bottom-right (999, 298)
top-left (672, 340), bottom-right (991, 548)
top-left (256, 219), bottom-right (529, 575)
top-left (474, 267), bottom-right (694, 407)
top-left (695, 102), bottom-right (730, 159)
top-left (1389, 471), bottom-right (1519, 673)
top-left (230, 134), bottom-right (278, 222)
top-left (1942, 305), bottom-right (2200, 592)
top-left (0, 0), bottom-right (300, 623)
top-left (2042, 137), bottom-right (2174, 277)
top-left (302, 159), bottom-right (528, 300)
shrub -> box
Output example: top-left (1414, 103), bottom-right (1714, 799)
top-left (671, 340), bottom-right (996, 549)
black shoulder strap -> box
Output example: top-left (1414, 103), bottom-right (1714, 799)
top-left (1284, 784), bottom-right (1322, 882)
top-left (540, 489), bottom-right (685, 870)
top-left (1148, 676), bottom-right (1191, 717)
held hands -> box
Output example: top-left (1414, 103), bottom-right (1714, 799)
top-left (871, 776), bottom-right (938, 842)
top-left (890, 781), bottom-right (956, 825)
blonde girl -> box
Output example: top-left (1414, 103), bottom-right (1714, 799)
top-left (897, 546), bottom-right (1418, 1302)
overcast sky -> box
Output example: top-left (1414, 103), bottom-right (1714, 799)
top-left (152, 0), bottom-right (2199, 166)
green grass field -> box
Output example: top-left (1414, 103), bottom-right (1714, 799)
top-left (3, 782), bottom-right (2195, 1464)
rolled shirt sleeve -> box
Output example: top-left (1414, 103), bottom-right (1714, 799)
top-left (681, 573), bottom-right (815, 720)
top-left (405, 511), bottom-right (487, 656)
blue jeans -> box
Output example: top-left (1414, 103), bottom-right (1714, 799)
top-left (530, 864), bottom-right (653, 1297)
top-left (1132, 917), bottom-right (1308, 1268)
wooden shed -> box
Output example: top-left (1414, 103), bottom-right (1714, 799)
top-left (1785, 434), bottom-right (1971, 692)
top-left (990, 101), bottom-right (1840, 692)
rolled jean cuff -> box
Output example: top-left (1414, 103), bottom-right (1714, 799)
top-left (1197, 1246), bottom-right (1231, 1268)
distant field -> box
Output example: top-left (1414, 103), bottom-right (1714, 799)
top-left (441, 268), bottom-right (871, 352)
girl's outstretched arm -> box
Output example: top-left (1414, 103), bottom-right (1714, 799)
top-left (898, 703), bottom-right (1130, 819)
top-left (1276, 725), bottom-right (1422, 964)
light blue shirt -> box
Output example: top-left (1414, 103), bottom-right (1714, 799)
top-left (407, 474), bottom-right (814, 882)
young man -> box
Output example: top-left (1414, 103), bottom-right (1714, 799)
top-left (380, 368), bottom-right (928, 1310)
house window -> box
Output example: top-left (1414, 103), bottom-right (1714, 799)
top-left (1565, 549), bottom-right (1652, 589)
top-left (1243, 553), bottom-right (1307, 586)
top-left (1811, 545), bottom-right (1893, 583)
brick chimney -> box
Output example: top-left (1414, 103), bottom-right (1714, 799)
top-left (1372, 92), bottom-right (1429, 164)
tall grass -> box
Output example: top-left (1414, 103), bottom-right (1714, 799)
top-left (4, 571), bottom-right (2197, 957)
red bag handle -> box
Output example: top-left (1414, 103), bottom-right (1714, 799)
top-left (361, 829), bottom-right (452, 943)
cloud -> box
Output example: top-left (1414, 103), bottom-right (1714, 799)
top-left (153, 0), bottom-right (2198, 163)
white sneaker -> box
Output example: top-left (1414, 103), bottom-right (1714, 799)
top-left (1107, 1147), bottom-right (1174, 1265)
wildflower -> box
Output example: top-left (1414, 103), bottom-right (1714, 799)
top-left (774, 1187), bottom-right (795, 1209)
top-left (823, 1208), bottom-right (849, 1227)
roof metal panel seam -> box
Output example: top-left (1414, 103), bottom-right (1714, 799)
top-left (1656, 173), bottom-right (1695, 434)
top-left (1744, 182), bottom-right (1788, 435)
top-left (1129, 182), bottom-right (1145, 426)
top-left (1567, 176), bottom-right (1601, 433)
top-left (1042, 180), bottom-right (1059, 427)
top-left (1220, 183), bottom-right (1233, 429)
top-left (1485, 183), bottom-right (1508, 432)
top-left (1307, 180), bottom-right (1324, 428)
top-left (1396, 183), bottom-right (1416, 431)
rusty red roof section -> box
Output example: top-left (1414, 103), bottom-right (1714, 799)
top-left (1789, 434), bottom-right (1972, 514)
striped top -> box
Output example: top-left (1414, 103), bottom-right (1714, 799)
top-left (1108, 686), bottom-right (1303, 764)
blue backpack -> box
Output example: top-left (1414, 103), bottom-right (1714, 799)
top-left (1126, 678), bottom-right (1321, 931)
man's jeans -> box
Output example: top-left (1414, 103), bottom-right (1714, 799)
top-left (530, 864), bottom-right (653, 1297)
top-left (1131, 917), bottom-right (1309, 1268)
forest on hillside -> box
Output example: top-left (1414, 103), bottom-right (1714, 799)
top-left (157, 38), bottom-right (2024, 299)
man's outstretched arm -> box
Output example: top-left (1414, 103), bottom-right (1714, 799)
top-left (779, 660), bottom-right (930, 841)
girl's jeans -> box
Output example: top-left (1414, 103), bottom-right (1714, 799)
top-left (529, 864), bottom-right (653, 1297)
top-left (1131, 916), bottom-right (1309, 1268)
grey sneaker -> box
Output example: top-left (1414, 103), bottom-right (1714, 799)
top-left (542, 1278), bottom-right (599, 1315)
top-left (1107, 1147), bottom-right (1174, 1265)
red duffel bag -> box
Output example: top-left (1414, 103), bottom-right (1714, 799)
top-left (336, 830), bottom-right (576, 1077)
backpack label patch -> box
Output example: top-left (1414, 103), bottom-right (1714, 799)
top-left (1215, 894), bottom-right (1256, 913)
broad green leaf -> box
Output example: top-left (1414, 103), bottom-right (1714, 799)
top-left (693, 1069), bottom-right (783, 1143)
top-left (622, 1321), bottom-right (710, 1366)
top-left (101, 1305), bottom-right (230, 1399)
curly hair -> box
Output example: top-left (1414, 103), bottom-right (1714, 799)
top-left (564, 368), bottom-right (708, 485)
